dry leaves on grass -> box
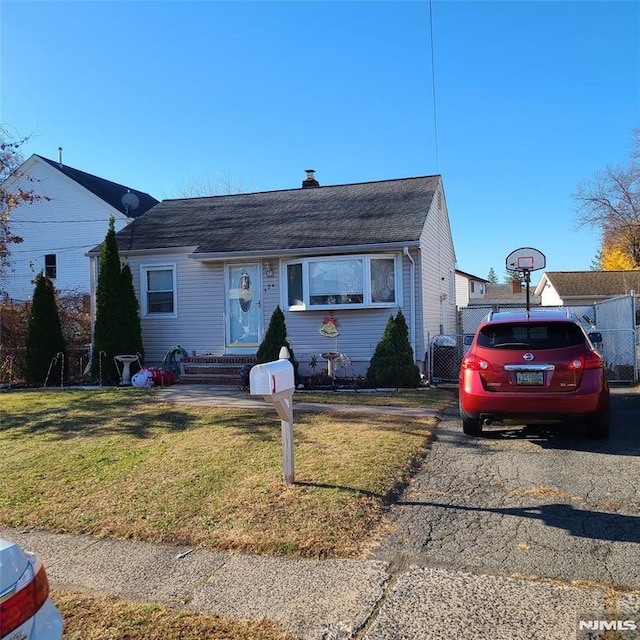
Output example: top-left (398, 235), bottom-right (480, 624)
top-left (55, 591), bottom-right (296, 640)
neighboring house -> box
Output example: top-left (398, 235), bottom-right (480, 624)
top-left (534, 271), bottom-right (640, 307)
top-left (88, 172), bottom-right (457, 376)
top-left (455, 269), bottom-right (489, 308)
top-left (2, 153), bottom-right (158, 302)
top-left (470, 281), bottom-right (542, 307)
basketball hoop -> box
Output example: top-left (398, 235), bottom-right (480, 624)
top-left (505, 247), bottom-right (546, 313)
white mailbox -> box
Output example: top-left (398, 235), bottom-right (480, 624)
top-left (249, 358), bottom-right (295, 396)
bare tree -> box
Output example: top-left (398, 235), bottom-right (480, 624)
top-left (174, 171), bottom-right (245, 198)
top-left (1, 129), bottom-right (27, 287)
top-left (573, 127), bottom-right (640, 268)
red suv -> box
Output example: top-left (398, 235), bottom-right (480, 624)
top-left (459, 310), bottom-right (610, 438)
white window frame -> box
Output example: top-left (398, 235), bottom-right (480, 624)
top-left (284, 254), bottom-right (401, 311)
top-left (44, 253), bottom-right (57, 279)
top-left (140, 264), bottom-right (178, 318)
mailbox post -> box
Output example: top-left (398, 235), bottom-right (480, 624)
top-left (249, 352), bottom-right (296, 484)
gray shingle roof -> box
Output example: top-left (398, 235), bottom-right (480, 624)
top-left (468, 283), bottom-right (541, 306)
top-left (37, 155), bottom-right (158, 217)
top-left (543, 271), bottom-right (640, 298)
top-left (112, 176), bottom-right (441, 255)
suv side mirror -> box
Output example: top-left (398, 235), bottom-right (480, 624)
top-left (463, 335), bottom-right (474, 346)
top-left (588, 332), bottom-right (603, 344)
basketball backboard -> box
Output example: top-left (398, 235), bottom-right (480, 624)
top-left (506, 247), bottom-right (546, 272)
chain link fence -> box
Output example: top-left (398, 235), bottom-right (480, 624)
top-left (430, 296), bottom-right (639, 385)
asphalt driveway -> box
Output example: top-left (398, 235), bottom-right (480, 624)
top-left (372, 385), bottom-right (640, 590)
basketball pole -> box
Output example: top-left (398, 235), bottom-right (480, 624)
top-left (523, 268), bottom-right (531, 314)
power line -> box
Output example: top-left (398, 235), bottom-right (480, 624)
top-left (429, 0), bottom-right (440, 173)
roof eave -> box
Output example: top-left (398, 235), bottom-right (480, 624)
top-left (87, 245), bottom-right (199, 258)
top-left (189, 240), bottom-right (420, 262)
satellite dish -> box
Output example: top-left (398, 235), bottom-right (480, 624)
top-left (121, 191), bottom-right (140, 213)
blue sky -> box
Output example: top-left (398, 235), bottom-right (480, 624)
top-left (1, 0), bottom-right (638, 283)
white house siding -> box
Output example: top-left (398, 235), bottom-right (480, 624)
top-left (417, 184), bottom-right (457, 355)
top-left (4, 157), bottom-right (131, 301)
top-left (455, 274), bottom-right (470, 308)
top-left (115, 252), bottom-right (224, 364)
top-left (282, 305), bottom-right (401, 378)
top-left (539, 284), bottom-right (563, 306)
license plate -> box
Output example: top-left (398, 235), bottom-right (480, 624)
top-left (516, 371), bottom-right (544, 385)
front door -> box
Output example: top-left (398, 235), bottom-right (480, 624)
top-left (226, 264), bottom-right (262, 350)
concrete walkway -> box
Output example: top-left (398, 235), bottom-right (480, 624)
top-left (2, 385), bottom-right (634, 639)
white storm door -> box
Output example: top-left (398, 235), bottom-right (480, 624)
top-left (226, 264), bottom-right (262, 348)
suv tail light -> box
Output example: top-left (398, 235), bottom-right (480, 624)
top-left (0, 561), bottom-right (50, 637)
top-left (568, 351), bottom-right (604, 371)
top-left (461, 354), bottom-right (492, 371)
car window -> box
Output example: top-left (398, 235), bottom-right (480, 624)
top-left (478, 322), bottom-right (584, 349)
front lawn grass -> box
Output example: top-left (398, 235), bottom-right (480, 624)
top-left (55, 590), bottom-right (296, 640)
top-left (0, 388), bottom-right (444, 557)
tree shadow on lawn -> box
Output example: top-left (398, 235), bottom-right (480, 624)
top-left (1, 393), bottom-right (288, 442)
top-left (0, 396), bottom-right (199, 440)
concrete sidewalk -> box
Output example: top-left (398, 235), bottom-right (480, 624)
top-left (0, 526), bottom-right (627, 640)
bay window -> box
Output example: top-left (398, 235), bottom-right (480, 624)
top-left (286, 254), bottom-right (399, 310)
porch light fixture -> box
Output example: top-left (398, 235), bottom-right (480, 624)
top-left (264, 261), bottom-right (273, 277)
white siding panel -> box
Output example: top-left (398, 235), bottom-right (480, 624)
top-left (455, 274), bottom-right (470, 308)
top-left (540, 285), bottom-right (563, 306)
top-left (417, 181), bottom-right (457, 355)
top-left (124, 254), bottom-right (225, 364)
top-left (282, 307), bottom-right (398, 377)
top-left (5, 158), bottom-right (130, 301)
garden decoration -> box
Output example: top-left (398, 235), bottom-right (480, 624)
top-left (320, 314), bottom-right (339, 337)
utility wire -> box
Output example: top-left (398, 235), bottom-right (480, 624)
top-left (429, 0), bottom-right (440, 173)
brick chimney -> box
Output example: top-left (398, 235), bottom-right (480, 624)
top-left (302, 169), bottom-right (320, 188)
top-left (512, 279), bottom-right (522, 293)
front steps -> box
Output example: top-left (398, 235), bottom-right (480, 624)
top-left (179, 355), bottom-right (256, 385)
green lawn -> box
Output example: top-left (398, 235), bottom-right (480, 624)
top-left (0, 387), bottom-right (451, 557)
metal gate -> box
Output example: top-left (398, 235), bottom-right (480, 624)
top-left (426, 333), bottom-right (468, 384)
top-left (592, 295), bottom-right (638, 383)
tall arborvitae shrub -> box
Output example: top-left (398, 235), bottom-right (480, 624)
top-left (256, 305), bottom-right (300, 384)
top-left (366, 309), bottom-right (420, 388)
top-left (118, 263), bottom-right (144, 361)
top-left (91, 217), bottom-right (144, 383)
top-left (24, 273), bottom-right (66, 385)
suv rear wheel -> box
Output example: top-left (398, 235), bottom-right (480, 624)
top-left (460, 407), bottom-right (483, 436)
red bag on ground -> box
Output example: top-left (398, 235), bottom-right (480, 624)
top-left (148, 368), bottom-right (175, 386)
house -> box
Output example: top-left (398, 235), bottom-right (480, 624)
top-left (2, 153), bottom-right (158, 302)
top-left (534, 271), bottom-right (640, 307)
top-left (455, 269), bottom-right (489, 308)
top-left (88, 172), bottom-right (457, 378)
top-left (470, 280), bottom-right (542, 307)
